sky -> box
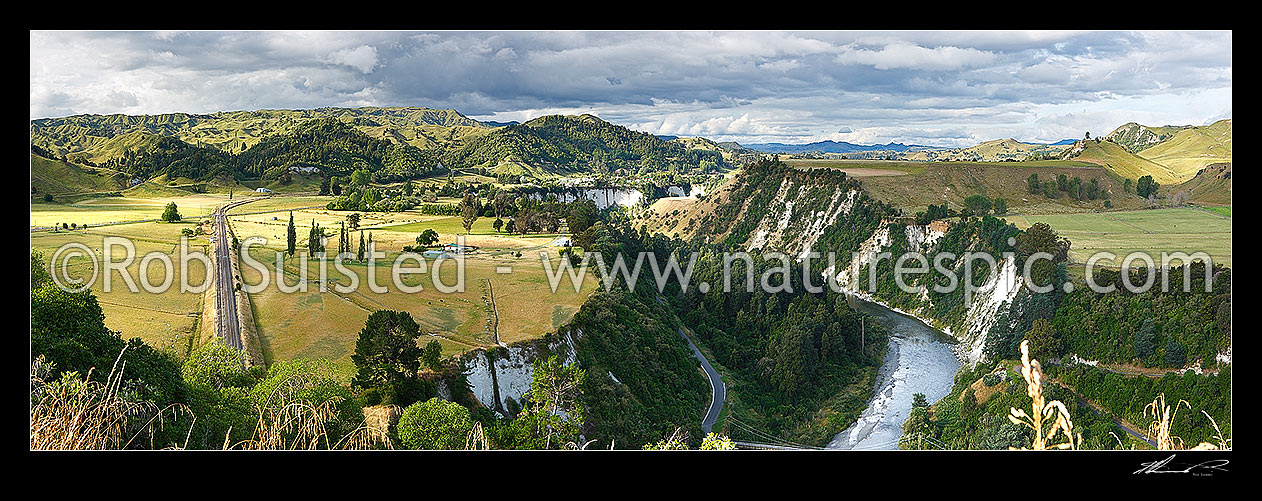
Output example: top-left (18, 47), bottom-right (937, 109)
top-left (30, 30), bottom-right (1232, 148)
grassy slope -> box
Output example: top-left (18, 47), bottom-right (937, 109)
top-left (1066, 139), bottom-right (1184, 185)
top-left (1165, 162), bottom-right (1232, 205)
top-left (30, 153), bottom-right (125, 195)
top-left (1137, 119), bottom-right (1232, 178)
top-left (850, 160), bottom-right (1145, 215)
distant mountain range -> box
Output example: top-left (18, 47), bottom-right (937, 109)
top-left (743, 138), bottom-right (1077, 154)
top-left (742, 140), bottom-right (932, 154)
top-left (1019, 139), bottom-right (1078, 146)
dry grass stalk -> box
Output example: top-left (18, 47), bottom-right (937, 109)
top-left (1008, 340), bottom-right (1078, 450)
top-left (30, 351), bottom-right (189, 450)
top-left (227, 371), bottom-right (391, 450)
top-left (465, 421), bottom-right (490, 450)
top-left (1143, 393), bottom-right (1186, 450)
top-left (1142, 394), bottom-right (1230, 451)
top-left (1193, 410), bottom-right (1231, 450)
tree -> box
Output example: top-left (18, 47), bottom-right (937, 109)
top-left (493, 191), bottom-right (510, 219)
top-left (181, 342), bottom-right (255, 448)
top-left (1023, 318), bottom-right (1061, 360)
top-left (31, 282), bottom-right (186, 409)
top-left (567, 199), bottom-right (600, 234)
top-left (515, 355), bottom-right (586, 449)
top-left (1026, 173), bottom-right (1041, 195)
top-left (912, 392), bottom-right (929, 408)
top-left (699, 433), bottom-right (737, 450)
top-left (493, 217), bottom-right (504, 233)
top-left (346, 213), bottom-right (361, 231)
top-left (1164, 335), bottom-right (1187, 368)
top-left (420, 339), bottom-right (442, 370)
top-left (357, 231), bottom-right (365, 262)
top-left (770, 324), bottom-right (818, 400)
top-left (161, 202), bottom-right (182, 223)
top-left (415, 229), bottom-right (439, 248)
top-left (350, 169), bottom-right (371, 186)
top-left (992, 197), bottom-right (1008, 215)
top-left (397, 398), bottom-right (473, 449)
top-left (31, 249), bottom-right (51, 288)
top-left (307, 219), bottom-right (325, 254)
top-left (1136, 175), bottom-right (1160, 198)
top-left (1015, 222), bottom-right (1070, 289)
top-left (1134, 319), bottom-right (1158, 365)
top-left (350, 310), bottom-right (425, 406)
top-left (248, 359), bottom-right (361, 446)
top-left (286, 212), bottom-right (296, 257)
top-left (963, 195), bottom-right (992, 218)
top-left (460, 191), bottom-right (481, 235)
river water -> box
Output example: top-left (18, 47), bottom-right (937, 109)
top-left (827, 296), bottom-right (961, 450)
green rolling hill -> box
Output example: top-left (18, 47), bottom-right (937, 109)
top-left (29, 152), bottom-right (127, 196)
top-left (1136, 119), bottom-right (1232, 178)
top-left (1061, 138), bottom-right (1185, 185)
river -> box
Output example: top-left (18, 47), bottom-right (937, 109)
top-left (827, 296), bottom-right (961, 450)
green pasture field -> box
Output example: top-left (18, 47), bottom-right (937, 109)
top-left (31, 193), bottom-right (230, 228)
top-left (1004, 208), bottom-right (1231, 267)
top-left (30, 220), bottom-right (213, 356)
top-left (237, 242), bottom-right (598, 382)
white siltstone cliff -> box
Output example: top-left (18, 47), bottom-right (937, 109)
top-left (832, 221), bottom-right (1022, 366)
top-left (462, 327), bottom-right (583, 416)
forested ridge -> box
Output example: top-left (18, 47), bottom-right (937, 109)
top-left (441, 114), bottom-right (727, 177)
top-left (32, 110), bottom-right (727, 183)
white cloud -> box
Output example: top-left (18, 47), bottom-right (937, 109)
top-left (835, 42), bottom-right (996, 71)
top-left (29, 31), bottom-right (1231, 147)
top-left (327, 45), bottom-right (379, 74)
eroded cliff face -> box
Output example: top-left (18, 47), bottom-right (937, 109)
top-left (461, 327), bottom-right (582, 416)
top-left (831, 222), bottom-right (1023, 366)
top-left (745, 183), bottom-right (860, 259)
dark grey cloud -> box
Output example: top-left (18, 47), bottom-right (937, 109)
top-left (30, 30), bottom-right (1231, 146)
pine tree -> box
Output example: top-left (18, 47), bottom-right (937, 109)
top-left (357, 231), bottom-right (365, 262)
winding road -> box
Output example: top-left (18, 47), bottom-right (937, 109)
top-left (679, 327), bottom-right (725, 434)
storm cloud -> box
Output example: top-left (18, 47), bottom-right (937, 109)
top-left (30, 30), bottom-right (1231, 147)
